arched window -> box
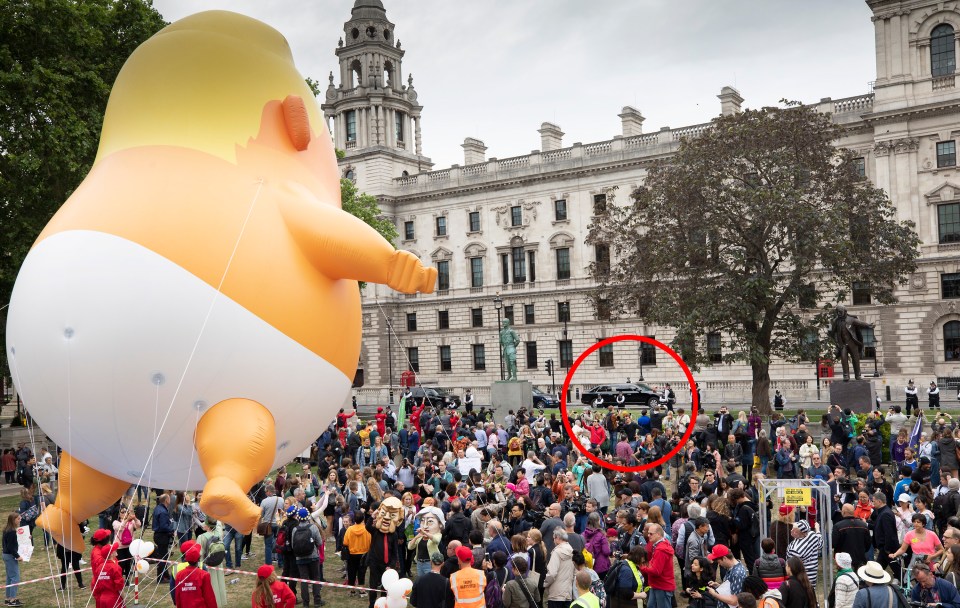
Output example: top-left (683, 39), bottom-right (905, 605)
top-left (932, 24), bottom-right (956, 77)
top-left (350, 59), bottom-right (362, 88)
top-left (945, 320), bottom-right (960, 360)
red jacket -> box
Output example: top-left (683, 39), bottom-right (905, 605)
top-left (337, 411), bottom-right (356, 429)
top-left (93, 559), bottom-right (125, 608)
top-left (375, 412), bottom-right (387, 437)
top-left (175, 565), bottom-right (218, 608)
top-left (639, 538), bottom-right (675, 591)
top-left (588, 424), bottom-right (606, 446)
top-left (252, 580), bottom-right (296, 608)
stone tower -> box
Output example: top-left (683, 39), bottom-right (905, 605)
top-left (321, 0), bottom-right (432, 194)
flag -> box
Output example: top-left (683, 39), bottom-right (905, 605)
top-left (908, 414), bottom-right (923, 452)
top-left (398, 394), bottom-right (407, 428)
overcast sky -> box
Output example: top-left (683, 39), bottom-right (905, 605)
top-left (151, 0), bottom-right (877, 170)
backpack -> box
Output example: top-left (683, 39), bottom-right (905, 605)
top-left (204, 533), bottom-right (226, 567)
top-left (484, 572), bottom-right (503, 608)
top-left (275, 527), bottom-right (288, 552)
top-left (603, 561), bottom-right (627, 600)
top-left (291, 524), bottom-right (316, 557)
top-left (589, 575), bottom-right (608, 608)
top-left (738, 503), bottom-right (760, 538)
top-left (841, 417), bottom-right (855, 438)
top-left (120, 523), bottom-right (134, 546)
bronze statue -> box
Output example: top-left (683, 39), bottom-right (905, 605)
top-left (827, 305), bottom-right (875, 381)
top-left (499, 319), bottom-right (521, 381)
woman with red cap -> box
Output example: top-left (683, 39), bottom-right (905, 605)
top-left (89, 528), bottom-right (113, 578)
top-left (92, 543), bottom-right (125, 608)
top-left (174, 544), bottom-right (218, 608)
top-left (375, 407), bottom-right (387, 438)
top-left (252, 564), bottom-right (295, 608)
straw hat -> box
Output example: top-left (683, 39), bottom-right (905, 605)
top-left (857, 561), bottom-right (892, 584)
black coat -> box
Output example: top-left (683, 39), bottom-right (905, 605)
top-left (865, 434), bottom-right (883, 466)
top-left (832, 516), bottom-right (871, 569)
top-left (870, 506), bottom-right (899, 553)
top-left (443, 512), bottom-right (472, 545)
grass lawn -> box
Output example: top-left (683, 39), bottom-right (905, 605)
top-left (0, 489), bottom-right (373, 608)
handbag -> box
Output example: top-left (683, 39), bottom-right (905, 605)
top-left (257, 499), bottom-right (281, 536)
top-left (515, 575), bottom-right (541, 608)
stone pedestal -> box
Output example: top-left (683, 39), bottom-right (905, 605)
top-left (829, 379), bottom-right (876, 413)
top-left (491, 380), bottom-right (533, 420)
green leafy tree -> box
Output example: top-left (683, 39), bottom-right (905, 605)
top-left (0, 0), bottom-right (167, 375)
top-left (587, 102), bottom-right (921, 414)
top-left (340, 176), bottom-right (398, 247)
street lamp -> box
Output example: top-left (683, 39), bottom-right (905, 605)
top-left (560, 302), bottom-right (569, 369)
top-left (386, 317), bottom-right (394, 404)
top-left (637, 345), bottom-right (645, 382)
top-left (494, 292), bottom-right (504, 381)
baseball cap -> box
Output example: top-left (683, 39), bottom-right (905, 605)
top-left (897, 494), bottom-right (912, 504)
top-left (92, 529), bottom-right (112, 543)
top-left (706, 544), bottom-right (731, 560)
top-left (455, 546), bottom-right (474, 562)
top-left (778, 505), bottom-right (794, 516)
top-left (430, 552), bottom-right (445, 565)
top-left (257, 565), bottom-right (275, 579)
top-left (184, 545), bottom-right (201, 563)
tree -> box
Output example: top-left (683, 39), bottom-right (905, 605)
top-left (587, 102), bottom-right (921, 414)
top-left (0, 0), bottom-right (168, 375)
top-left (340, 177), bottom-right (399, 247)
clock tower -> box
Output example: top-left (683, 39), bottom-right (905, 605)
top-left (321, 0), bottom-right (432, 194)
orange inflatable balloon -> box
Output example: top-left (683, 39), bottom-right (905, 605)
top-left (6, 11), bottom-right (435, 551)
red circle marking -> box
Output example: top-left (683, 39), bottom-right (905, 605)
top-left (560, 335), bottom-right (700, 473)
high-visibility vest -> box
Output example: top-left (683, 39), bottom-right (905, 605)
top-left (626, 560), bottom-right (645, 593)
top-left (450, 568), bottom-right (486, 608)
top-left (572, 592), bottom-right (601, 608)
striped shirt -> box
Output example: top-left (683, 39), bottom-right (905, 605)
top-left (786, 532), bottom-right (823, 586)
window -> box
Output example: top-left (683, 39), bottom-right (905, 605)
top-left (640, 338), bottom-right (657, 366)
top-left (799, 283), bottom-right (817, 309)
top-left (554, 199), bottom-right (568, 221)
top-left (471, 308), bottom-right (483, 328)
top-left (438, 310), bottom-right (449, 330)
top-left (435, 216), bottom-right (447, 237)
top-left (344, 169), bottom-right (355, 181)
top-left (940, 203), bottom-right (960, 243)
top-left (437, 260), bottom-right (450, 291)
top-left (439, 346), bottom-right (452, 372)
top-left (596, 298), bottom-right (611, 321)
top-left (527, 252), bottom-right (536, 283)
top-left (595, 244), bottom-right (610, 275)
top-left (556, 248), bottom-right (571, 280)
top-left (851, 157), bottom-right (866, 179)
top-left (932, 24), bottom-right (956, 77)
top-left (470, 257), bottom-right (484, 288)
top-left (404, 221), bottom-right (415, 240)
top-left (406, 312), bottom-right (417, 332)
top-left (511, 206), bottom-right (523, 227)
top-left (526, 342), bottom-right (538, 369)
top-left (947, 321), bottom-right (960, 360)
top-left (469, 211), bottom-right (481, 232)
top-left (938, 141), bottom-right (957, 168)
top-left (598, 343), bottom-right (614, 367)
top-left (707, 332), bottom-right (722, 363)
top-left (472, 344), bottom-right (486, 371)
top-left (407, 347), bottom-right (420, 372)
top-left (558, 302), bottom-right (571, 322)
top-left (512, 247), bottom-right (526, 283)
top-left (852, 281), bottom-right (871, 306)
top-left (504, 305), bottom-right (514, 325)
top-left (559, 340), bottom-right (573, 368)
top-left (862, 326), bottom-right (876, 360)
top-left (945, 273), bottom-right (960, 299)
top-left (395, 111), bottom-right (405, 142)
top-left (501, 254), bottom-right (510, 285)
top-left (593, 193), bottom-right (607, 214)
top-left (524, 304), bottom-right (535, 324)
top-left (345, 110), bottom-right (357, 142)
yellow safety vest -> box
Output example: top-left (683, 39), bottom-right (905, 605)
top-left (450, 568), bottom-right (486, 608)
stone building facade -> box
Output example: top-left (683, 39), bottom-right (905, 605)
top-left (324, 0), bottom-right (960, 404)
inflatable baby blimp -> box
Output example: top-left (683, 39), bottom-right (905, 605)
top-left (5, 11), bottom-right (436, 552)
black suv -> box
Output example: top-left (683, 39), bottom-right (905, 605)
top-left (406, 386), bottom-right (461, 408)
top-left (580, 383), bottom-right (661, 408)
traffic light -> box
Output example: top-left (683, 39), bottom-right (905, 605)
top-left (545, 359), bottom-right (554, 376)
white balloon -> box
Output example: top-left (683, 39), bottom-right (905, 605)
top-left (139, 541), bottom-right (155, 558)
top-left (386, 598), bottom-right (406, 608)
top-left (136, 560), bottom-right (150, 574)
top-left (380, 568), bottom-right (399, 590)
top-left (396, 579), bottom-right (413, 596)
top-left (128, 539), bottom-right (143, 557)
top-left (374, 599), bottom-right (388, 608)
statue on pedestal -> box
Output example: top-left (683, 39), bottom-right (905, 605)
top-left (500, 319), bottom-right (521, 381)
top-left (827, 305), bottom-right (875, 381)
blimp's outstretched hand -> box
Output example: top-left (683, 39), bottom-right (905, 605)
top-left (279, 184), bottom-right (437, 294)
top-left (387, 250), bottom-right (437, 294)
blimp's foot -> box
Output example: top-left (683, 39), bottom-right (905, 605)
top-left (37, 452), bottom-right (130, 553)
top-left (195, 398), bottom-right (275, 534)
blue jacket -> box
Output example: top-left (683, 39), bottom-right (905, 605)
top-left (912, 577), bottom-right (960, 608)
top-left (153, 503), bottom-right (175, 534)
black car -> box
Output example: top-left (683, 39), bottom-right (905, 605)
top-left (532, 387), bottom-right (559, 408)
top-left (406, 386), bottom-right (461, 408)
top-left (580, 383), bottom-right (660, 408)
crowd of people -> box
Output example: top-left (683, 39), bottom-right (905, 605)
top-left (10, 384), bottom-right (960, 608)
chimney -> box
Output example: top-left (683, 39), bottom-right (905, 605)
top-left (462, 137), bottom-right (487, 165)
top-left (718, 86), bottom-right (744, 116)
top-left (618, 106), bottom-right (645, 137)
top-left (538, 122), bottom-right (564, 152)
